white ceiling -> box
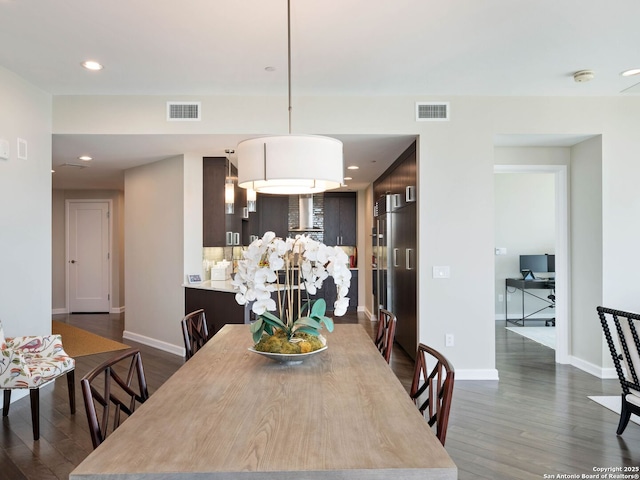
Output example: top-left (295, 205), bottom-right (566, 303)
top-left (2, 0), bottom-right (639, 190)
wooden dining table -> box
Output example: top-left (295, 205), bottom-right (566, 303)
top-left (70, 324), bottom-right (457, 479)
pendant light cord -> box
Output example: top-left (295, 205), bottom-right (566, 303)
top-left (287, 0), bottom-right (292, 135)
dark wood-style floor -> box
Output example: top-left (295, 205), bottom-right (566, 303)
top-left (2, 313), bottom-right (639, 479)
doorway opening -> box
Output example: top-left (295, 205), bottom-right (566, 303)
top-left (494, 165), bottom-right (569, 364)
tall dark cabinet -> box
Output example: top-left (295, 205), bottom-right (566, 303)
top-left (257, 194), bottom-right (289, 239)
top-left (203, 157), bottom-right (245, 247)
top-left (373, 141), bottom-right (417, 358)
top-left (324, 192), bottom-right (356, 246)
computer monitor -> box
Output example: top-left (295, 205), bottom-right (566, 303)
top-left (519, 254), bottom-right (555, 275)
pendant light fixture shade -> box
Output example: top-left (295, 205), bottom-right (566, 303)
top-left (236, 0), bottom-right (344, 195)
top-left (237, 135), bottom-right (343, 195)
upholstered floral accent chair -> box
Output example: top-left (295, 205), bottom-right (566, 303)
top-left (0, 319), bottom-right (75, 440)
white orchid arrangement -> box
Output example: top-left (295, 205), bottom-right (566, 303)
top-left (232, 231), bottom-right (351, 343)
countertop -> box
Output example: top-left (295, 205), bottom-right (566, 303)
top-left (184, 268), bottom-right (359, 294)
top-left (183, 279), bottom-right (237, 293)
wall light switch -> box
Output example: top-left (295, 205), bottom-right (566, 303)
top-left (433, 266), bottom-right (450, 279)
top-left (495, 247), bottom-right (507, 255)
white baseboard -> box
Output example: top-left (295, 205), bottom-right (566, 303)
top-left (122, 330), bottom-right (184, 357)
top-left (358, 306), bottom-right (375, 321)
top-left (52, 306), bottom-right (125, 315)
top-left (456, 369), bottom-right (500, 381)
top-left (569, 355), bottom-right (617, 379)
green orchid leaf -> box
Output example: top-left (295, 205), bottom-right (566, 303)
top-left (252, 327), bottom-right (264, 344)
top-left (260, 311), bottom-right (286, 329)
top-left (249, 318), bottom-right (263, 333)
top-left (293, 326), bottom-right (320, 336)
top-left (319, 315), bottom-right (334, 332)
top-left (294, 316), bottom-right (322, 329)
top-left (310, 298), bottom-right (327, 317)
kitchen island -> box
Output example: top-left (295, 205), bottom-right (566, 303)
top-left (184, 280), bottom-right (250, 335)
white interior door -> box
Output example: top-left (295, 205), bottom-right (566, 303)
top-left (67, 201), bottom-right (111, 313)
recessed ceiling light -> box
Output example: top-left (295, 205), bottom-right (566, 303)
top-left (81, 60), bottom-right (103, 71)
top-left (343, 176), bottom-right (353, 181)
top-left (347, 165), bottom-right (359, 170)
top-left (621, 68), bottom-right (640, 77)
top-left (78, 155), bottom-right (92, 161)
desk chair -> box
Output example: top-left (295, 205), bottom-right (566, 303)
top-left (0, 320), bottom-right (75, 441)
top-left (597, 307), bottom-right (640, 435)
top-left (546, 287), bottom-right (556, 327)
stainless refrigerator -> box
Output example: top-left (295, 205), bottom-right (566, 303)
top-left (374, 193), bottom-right (417, 359)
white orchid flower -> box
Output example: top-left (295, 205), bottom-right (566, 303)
top-left (334, 297), bottom-right (350, 316)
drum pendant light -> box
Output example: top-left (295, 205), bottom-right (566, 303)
top-left (236, 0), bottom-right (343, 195)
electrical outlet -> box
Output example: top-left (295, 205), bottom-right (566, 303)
top-left (445, 334), bottom-right (454, 347)
top-left (498, 294), bottom-right (504, 302)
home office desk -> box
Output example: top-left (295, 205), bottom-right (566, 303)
top-left (70, 324), bottom-right (457, 480)
top-left (505, 278), bottom-right (555, 326)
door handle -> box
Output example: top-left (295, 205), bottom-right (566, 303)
top-left (233, 232), bottom-right (240, 245)
top-left (226, 232), bottom-right (233, 246)
top-left (70, 260), bottom-right (77, 264)
top-left (393, 248), bottom-right (399, 267)
top-left (406, 248), bottom-right (413, 270)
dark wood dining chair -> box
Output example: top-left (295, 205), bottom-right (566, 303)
top-left (181, 309), bottom-right (210, 360)
top-left (375, 308), bottom-right (397, 363)
top-left (597, 306), bottom-right (640, 435)
top-left (80, 348), bottom-right (149, 449)
top-left (410, 343), bottom-right (455, 445)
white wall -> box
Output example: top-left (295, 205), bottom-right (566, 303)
top-left (51, 93), bottom-right (640, 378)
top-left (494, 172), bottom-right (555, 319)
top-left (123, 156), bottom-right (185, 353)
top-left (0, 66), bottom-right (52, 337)
top-left (570, 137), bottom-right (604, 370)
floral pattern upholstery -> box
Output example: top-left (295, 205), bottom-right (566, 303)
top-left (0, 321), bottom-right (75, 390)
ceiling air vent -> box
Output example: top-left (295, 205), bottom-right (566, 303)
top-left (167, 102), bottom-right (201, 121)
top-left (60, 163), bottom-right (89, 169)
top-left (416, 102), bottom-right (450, 121)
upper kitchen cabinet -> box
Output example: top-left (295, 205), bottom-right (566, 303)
top-left (324, 192), bottom-right (356, 246)
top-left (257, 194), bottom-right (289, 239)
top-left (203, 157), bottom-right (245, 247)
top-left (373, 142), bottom-right (416, 209)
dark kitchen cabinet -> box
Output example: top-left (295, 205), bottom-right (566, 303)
top-left (185, 287), bottom-right (249, 335)
top-left (203, 157), bottom-right (244, 247)
top-left (257, 194), bottom-right (289, 239)
top-left (324, 192), bottom-right (356, 246)
top-left (372, 140), bottom-right (417, 358)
